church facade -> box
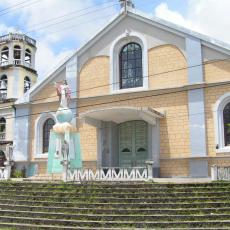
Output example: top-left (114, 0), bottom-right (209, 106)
top-left (12, 3), bottom-right (230, 178)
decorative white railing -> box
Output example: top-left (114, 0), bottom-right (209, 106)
top-left (66, 167), bottom-right (148, 182)
top-left (13, 59), bottom-right (21, 65)
top-left (0, 167), bottom-right (8, 180)
top-left (0, 33), bottom-right (36, 46)
top-left (211, 165), bottom-right (230, 181)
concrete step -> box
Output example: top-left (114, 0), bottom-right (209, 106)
top-left (0, 182), bottom-right (230, 193)
top-left (1, 203), bottom-right (230, 215)
top-left (0, 199), bottom-right (230, 209)
top-left (0, 216), bottom-right (230, 228)
top-left (0, 209), bottom-right (230, 222)
top-left (1, 190), bottom-right (230, 198)
top-left (0, 194), bottom-right (229, 203)
top-left (0, 181), bottom-right (229, 229)
top-left (0, 222), bottom-right (143, 229)
top-left (0, 222), bottom-right (227, 230)
top-left (1, 186), bottom-right (230, 194)
top-left (1, 181), bottom-right (230, 188)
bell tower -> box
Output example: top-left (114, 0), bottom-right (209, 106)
top-left (0, 33), bottom-right (37, 158)
top-left (0, 33), bottom-right (37, 100)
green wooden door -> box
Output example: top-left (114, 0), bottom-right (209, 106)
top-left (119, 121), bottom-right (148, 167)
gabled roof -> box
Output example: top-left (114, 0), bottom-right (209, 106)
top-left (76, 9), bottom-right (230, 55)
top-left (16, 6), bottom-right (230, 105)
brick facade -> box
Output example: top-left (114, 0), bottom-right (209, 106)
top-left (27, 15), bottom-right (230, 178)
top-left (79, 56), bottom-right (110, 98)
top-left (77, 45), bottom-right (192, 176)
top-left (148, 45), bottom-right (188, 90)
top-left (77, 45), bottom-right (230, 177)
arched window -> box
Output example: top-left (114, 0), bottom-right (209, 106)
top-left (1, 47), bottom-right (9, 65)
top-left (0, 117), bottom-right (6, 140)
top-left (25, 49), bottom-right (31, 65)
top-left (42, 118), bottom-right (55, 153)
top-left (14, 45), bottom-right (21, 64)
top-left (223, 102), bottom-right (230, 146)
top-left (119, 42), bottom-right (143, 89)
top-left (214, 93), bottom-right (230, 153)
top-left (0, 150), bottom-right (6, 167)
top-left (24, 76), bottom-right (31, 93)
top-left (0, 75), bottom-right (7, 100)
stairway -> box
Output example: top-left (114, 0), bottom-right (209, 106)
top-left (0, 181), bottom-right (229, 229)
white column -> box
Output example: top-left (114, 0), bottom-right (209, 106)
top-left (211, 165), bottom-right (218, 181)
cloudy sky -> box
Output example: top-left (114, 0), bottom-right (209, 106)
top-left (0, 0), bottom-right (228, 80)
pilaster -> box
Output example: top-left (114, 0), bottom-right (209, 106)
top-left (186, 37), bottom-right (208, 177)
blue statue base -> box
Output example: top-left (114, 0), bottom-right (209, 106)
top-left (47, 130), bottom-right (82, 173)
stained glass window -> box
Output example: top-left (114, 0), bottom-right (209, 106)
top-left (223, 102), bottom-right (230, 146)
top-left (43, 118), bottom-right (55, 153)
top-left (119, 43), bottom-right (143, 89)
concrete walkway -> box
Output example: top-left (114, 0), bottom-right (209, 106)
top-left (153, 177), bottom-right (212, 184)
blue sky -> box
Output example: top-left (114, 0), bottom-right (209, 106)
top-left (135, 0), bottom-right (187, 16)
top-left (0, 0), bottom-right (228, 79)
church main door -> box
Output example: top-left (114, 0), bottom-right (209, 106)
top-left (119, 120), bottom-right (148, 167)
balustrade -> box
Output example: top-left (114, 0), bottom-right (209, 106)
top-left (0, 33), bottom-right (36, 46)
top-left (0, 59), bottom-right (33, 68)
top-left (66, 167), bottom-right (149, 182)
top-left (0, 167), bottom-right (10, 180)
top-left (211, 165), bottom-right (230, 180)
top-left (13, 59), bottom-right (21, 65)
top-left (0, 167), bottom-right (4, 179)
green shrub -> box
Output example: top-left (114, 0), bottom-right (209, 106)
top-left (11, 170), bottom-right (23, 178)
top-left (11, 166), bottom-right (26, 178)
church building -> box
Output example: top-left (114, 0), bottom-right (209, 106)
top-left (12, 1), bottom-right (230, 178)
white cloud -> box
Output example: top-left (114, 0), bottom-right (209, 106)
top-left (155, 3), bottom-right (196, 30)
top-left (0, 23), bottom-right (17, 35)
top-left (35, 41), bottom-right (74, 81)
top-left (187, 0), bottom-right (230, 43)
top-left (0, 0), bottom-right (117, 78)
top-left (154, 0), bottom-right (230, 43)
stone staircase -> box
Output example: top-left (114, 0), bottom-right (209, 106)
top-left (0, 181), bottom-right (229, 229)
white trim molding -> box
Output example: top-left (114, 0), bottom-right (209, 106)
top-left (214, 92), bottom-right (230, 154)
top-left (110, 30), bottom-right (148, 93)
top-left (34, 112), bottom-right (56, 158)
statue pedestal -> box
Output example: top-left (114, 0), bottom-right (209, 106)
top-left (47, 130), bottom-right (82, 174)
top-left (47, 106), bottom-right (82, 175)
